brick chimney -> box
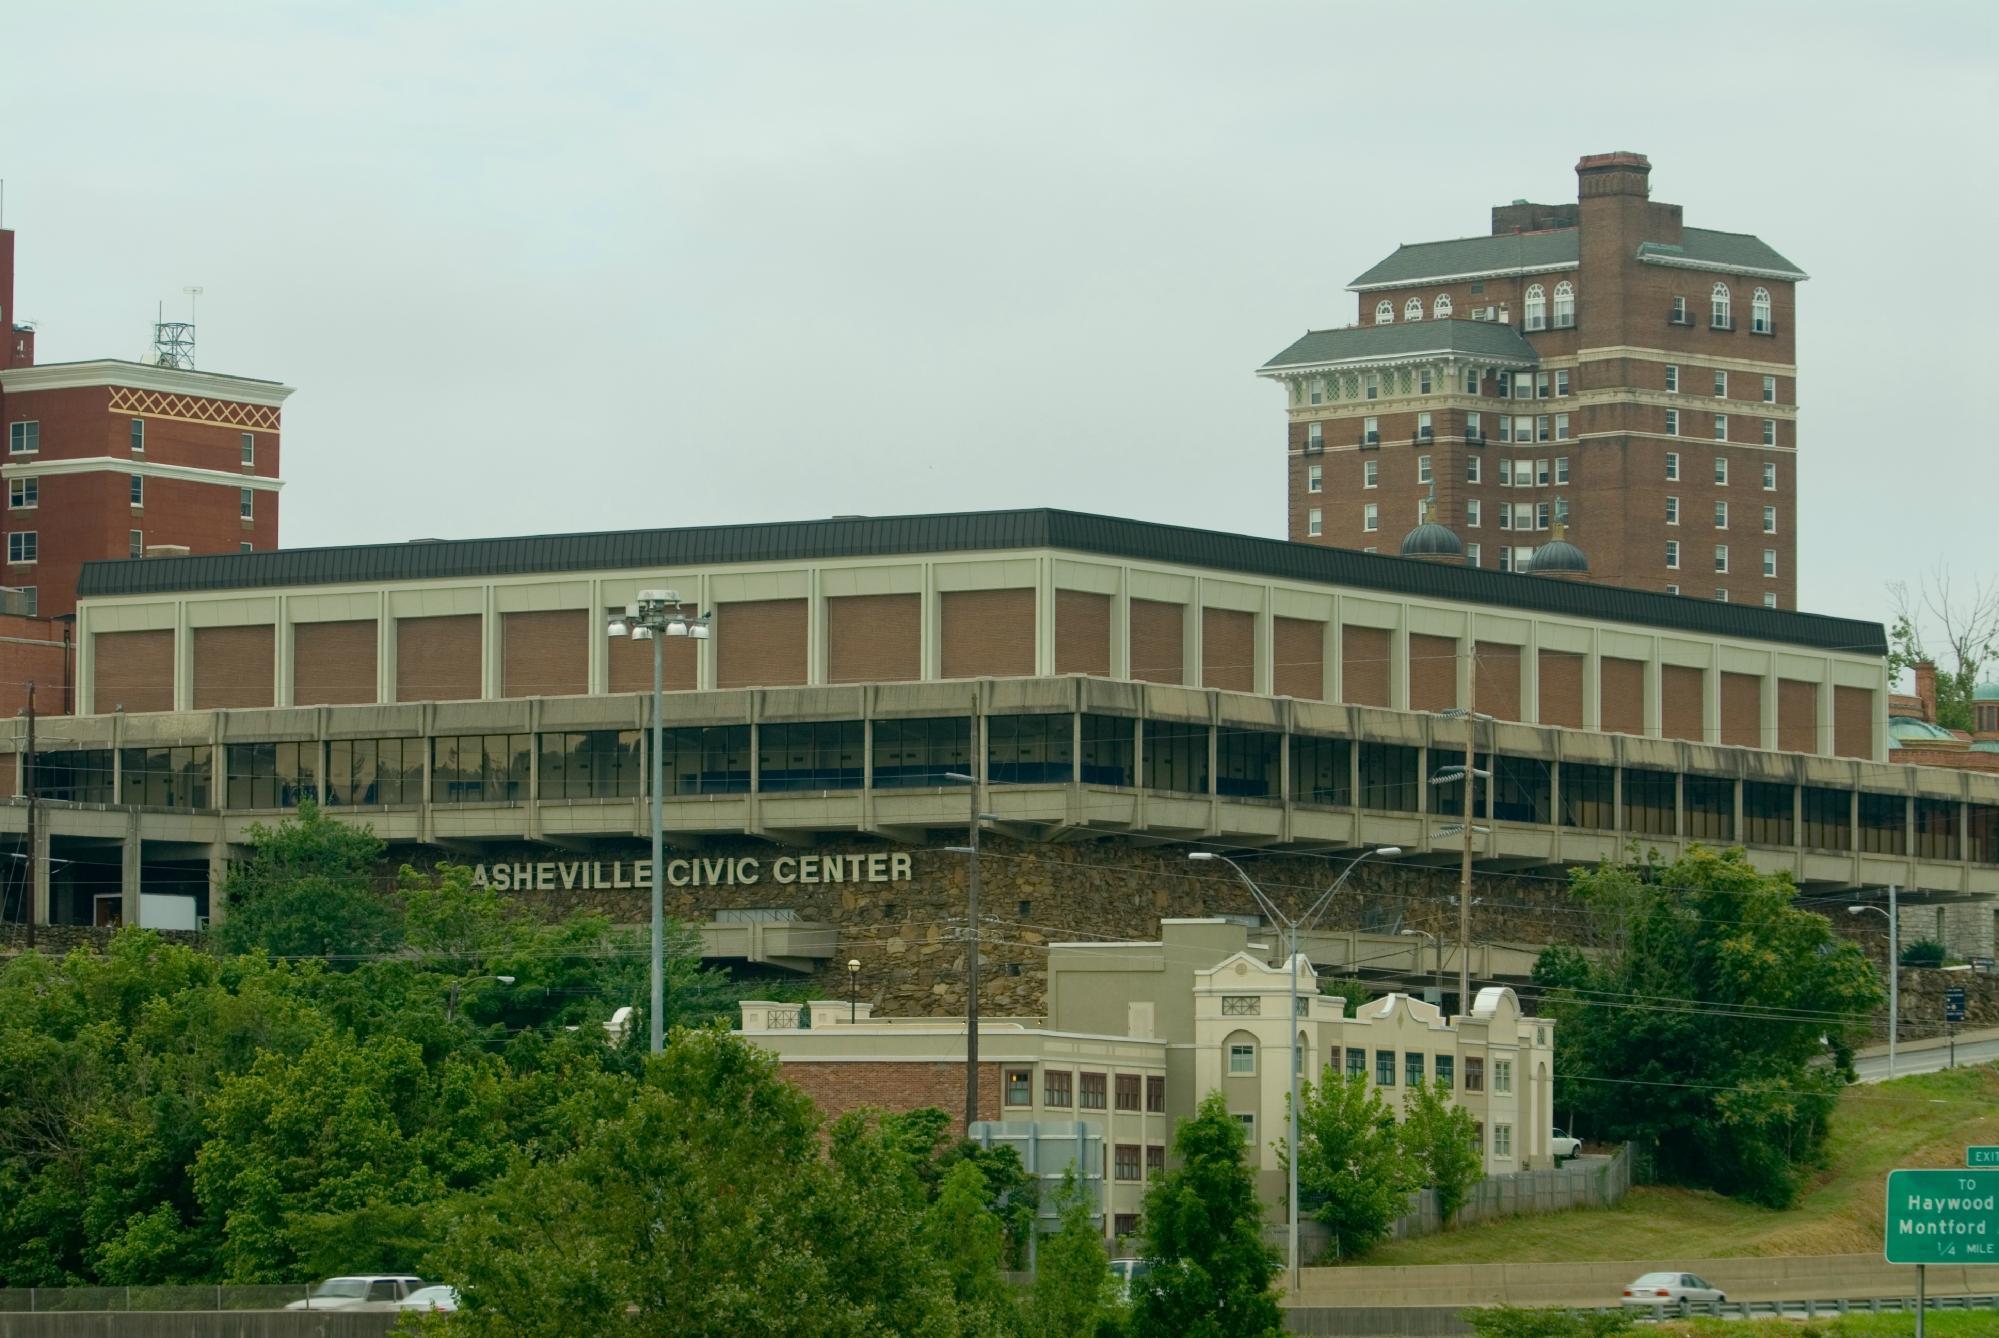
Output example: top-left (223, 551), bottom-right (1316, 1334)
top-left (1914, 660), bottom-right (1938, 723)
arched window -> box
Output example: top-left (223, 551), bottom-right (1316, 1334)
top-left (1433, 293), bottom-right (1453, 319)
top-left (1375, 299), bottom-right (1394, 325)
top-left (1524, 284), bottom-right (1546, 331)
top-left (1552, 281), bottom-right (1574, 328)
top-left (1405, 297), bottom-right (1423, 322)
top-left (1751, 287), bottom-right (1771, 334)
top-left (1711, 282), bottom-right (1732, 329)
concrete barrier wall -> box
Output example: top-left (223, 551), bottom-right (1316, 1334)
top-left (1290, 1253), bottom-right (1989, 1310)
top-left (1285, 1306), bottom-right (1471, 1336)
top-left (0, 1315), bottom-right (394, 1338)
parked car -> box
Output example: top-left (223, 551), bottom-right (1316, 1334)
top-left (1550, 1128), bottom-right (1582, 1160)
top-left (1620, 1272), bottom-right (1726, 1308)
top-left (1108, 1258), bottom-right (1150, 1300)
top-left (285, 1276), bottom-right (427, 1311)
top-left (396, 1285), bottom-right (461, 1312)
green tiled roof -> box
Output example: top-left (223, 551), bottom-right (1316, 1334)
top-left (1260, 320), bottom-right (1538, 372)
top-left (1349, 231), bottom-right (1578, 291)
top-left (1636, 228), bottom-right (1805, 280)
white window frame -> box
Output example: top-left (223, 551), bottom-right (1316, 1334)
top-left (1536, 458), bottom-right (1550, 487)
top-left (1714, 500), bottom-right (1728, 530)
top-left (1362, 503), bottom-right (1378, 533)
top-left (1667, 584), bottom-right (1680, 596)
top-left (1762, 505), bottom-right (1776, 534)
top-left (1362, 416), bottom-right (1379, 445)
top-left (1417, 453), bottom-right (1432, 484)
top-left (1665, 408), bottom-right (1679, 435)
top-left (241, 432), bottom-right (256, 467)
top-left (1763, 592), bottom-right (1777, 608)
top-left (1535, 371), bottom-right (1550, 399)
top-left (1417, 412), bottom-right (1433, 441)
top-left (1363, 459), bottom-right (1379, 488)
top-left (1716, 588), bottom-right (1730, 603)
top-left (7, 531), bottom-right (36, 564)
top-left (1555, 456), bottom-right (1569, 484)
top-left (1666, 540), bottom-right (1680, 570)
top-left (1465, 452), bottom-right (1481, 483)
top-left (1535, 414), bottom-right (1550, 443)
top-left (1665, 451), bottom-right (1680, 481)
top-left (1523, 283), bottom-right (1546, 331)
top-left (1671, 295), bottom-right (1688, 324)
top-left (1494, 1124), bottom-right (1512, 1158)
top-left (1554, 369), bottom-right (1570, 397)
top-left (1762, 375), bottom-right (1777, 404)
top-left (1405, 296), bottom-right (1423, 322)
top-left (1419, 368), bottom-right (1433, 394)
top-left (1365, 374), bottom-right (1379, 401)
top-left (1552, 280), bottom-right (1574, 328)
top-left (1465, 542), bottom-right (1480, 567)
top-left (1714, 457), bottom-right (1729, 486)
top-left (1535, 501), bottom-right (1550, 530)
top-left (1711, 282), bottom-right (1732, 328)
top-left (1307, 463), bottom-right (1322, 494)
top-left (1499, 458), bottom-right (1513, 487)
top-left (130, 418), bottom-right (146, 455)
top-left (1466, 498), bottom-right (1481, 528)
top-left (1464, 368), bottom-right (1479, 395)
top-left (1307, 508), bottom-right (1323, 537)
top-left (8, 477), bottom-right (35, 510)
top-left (1665, 496), bottom-right (1679, 525)
top-left (1751, 286), bottom-right (1771, 333)
top-left (1228, 1043), bottom-right (1256, 1075)
top-left (1762, 418), bottom-right (1776, 446)
top-left (1713, 414), bottom-right (1728, 442)
top-left (1493, 1060), bottom-right (1512, 1094)
top-left (1375, 300), bottom-right (1393, 325)
top-left (1715, 544), bottom-right (1729, 574)
top-left (1554, 414), bottom-right (1570, 441)
top-left (1664, 364), bottom-right (1679, 392)
top-left (1762, 462), bottom-right (1777, 491)
top-left (129, 528), bottom-right (144, 559)
top-left (130, 474), bottom-right (145, 508)
top-left (240, 488), bottom-right (254, 520)
top-left (7, 421), bottom-right (38, 455)
top-left (1762, 549), bottom-right (1777, 578)
top-left (1433, 293), bottom-right (1452, 319)
top-left (1713, 369), bottom-right (1728, 398)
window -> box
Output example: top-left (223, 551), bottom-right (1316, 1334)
top-left (430, 734), bottom-right (531, 803)
top-left (1763, 549), bottom-right (1777, 578)
top-left (1464, 1056), bottom-right (1484, 1091)
top-left (1665, 408), bottom-right (1679, 435)
top-left (1494, 1124), bottom-right (1513, 1157)
top-left (223, 741), bottom-right (321, 809)
top-left (1535, 458), bottom-right (1550, 486)
top-left (1362, 458), bottom-right (1378, 487)
top-left (1146, 1144), bottom-right (1166, 1175)
top-left (1716, 587), bottom-right (1729, 602)
top-left (1762, 505), bottom-right (1777, 534)
top-left (1306, 422), bottom-right (1323, 449)
top-left (1417, 453), bottom-right (1432, 484)
top-left (1234, 1113), bottom-right (1255, 1145)
top-left (756, 720), bottom-right (863, 791)
top-left (1714, 501), bottom-right (1728, 529)
top-left (1417, 413), bottom-right (1433, 442)
top-left (1514, 374), bottom-right (1533, 401)
top-left (1664, 364), bottom-right (1679, 392)
top-left (1435, 1055), bottom-right (1454, 1088)
top-left (239, 488), bottom-right (254, 520)
top-left (1665, 496), bottom-right (1679, 525)
top-left (1497, 370), bottom-right (1511, 397)
top-left (1079, 1072), bottom-right (1107, 1109)
top-left (1555, 496), bottom-right (1569, 525)
top-left (1713, 369), bottom-right (1727, 398)
top-left (1712, 283), bottom-right (1732, 328)
top-left (1762, 375), bottom-right (1777, 404)
top-left (1751, 287), bottom-right (1771, 333)
top-left (1146, 1075), bottom-right (1165, 1112)
top-left (539, 730), bottom-right (644, 799)
top-left (241, 432), bottom-right (256, 466)
top-left (1552, 280), bottom-right (1574, 327)
top-left (1362, 416), bottom-right (1379, 444)
top-left (1465, 367), bottom-right (1480, 394)
top-left (7, 532), bottom-right (35, 563)
top-left (1405, 296), bottom-right (1423, 321)
top-left (1375, 1049), bottom-right (1396, 1085)
top-left (1498, 503), bottom-right (1511, 531)
top-left (1714, 456), bottom-right (1729, 485)
top-left (129, 529), bottom-right (143, 559)
top-left (1535, 414), bottom-right (1550, 442)
top-left (1714, 544), bottom-right (1729, 573)
top-left (1346, 1047), bottom-right (1367, 1079)
top-left (1498, 417), bottom-right (1512, 444)
top-left (1554, 369), bottom-right (1570, 397)
top-left (130, 418), bottom-right (145, 454)
top-left (1405, 1051), bottom-right (1425, 1086)
top-left (8, 421), bottom-right (38, 454)
top-left (1665, 451), bottom-right (1680, 480)
top-left (1114, 1212), bottom-right (1139, 1238)
top-left (7, 477), bottom-right (35, 509)
top-left (1465, 452), bottom-right (1481, 483)
top-left (1306, 463), bottom-right (1322, 493)
top-left (1515, 415), bottom-right (1533, 442)
top-left (1713, 414), bottom-right (1728, 442)
top-left (240, 542), bottom-right (253, 553)
top-left (1499, 457), bottom-right (1513, 486)
top-left (1670, 294), bottom-right (1689, 324)
top-left (1465, 542), bottom-right (1480, 566)
top-left (1228, 1044), bottom-right (1256, 1076)
top-left (1418, 368), bottom-right (1433, 394)
top-left (1116, 1073), bottom-right (1141, 1111)
top-left (1763, 461), bottom-right (1777, 490)
top-left (1433, 293), bottom-right (1452, 319)
top-left (1554, 415), bottom-right (1570, 442)
top-left (1115, 1144), bottom-right (1141, 1181)
top-left (1005, 1069), bottom-right (1032, 1106)
top-left (1493, 1060), bottom-right (1512, 1094)
top-left (1362, 503), bottom-right (1377, 532)
top-left (1763, 592), bottom-right (1777, 608)
top-left (12, 587), bottom-right (33, 616)
top-left (1308, 381), bottom-right (1322, 405)
top-left (1665, 539), bottom-right (1680, 569)
top-left (1667, 584), bottom-right (1679, 596)
top-left (1513, 501), bottom-right (1534, 530)
top-left (130, 474), bottom-right (144, 507)
top-left (1306, 508), bottom-right (1322, 537)
top-left (1762, 418), bottom-right (1776, 446)
top-left (1535, 371), bottom-right (1550, 399)
top-left (1375, 300), bottom-right (1393, 324)
top-left (1535, 501), bottom-right (1550, 530)
top-left (1465, 498), bottom-right (1481, 528)
top-left (1524, 283), bottom-right (1546, 331)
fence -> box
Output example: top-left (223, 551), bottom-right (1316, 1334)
top-left (0, 1287), bottom-right (321, 1312)
top-left (1385, 1144), bottom-right (1631, 1242)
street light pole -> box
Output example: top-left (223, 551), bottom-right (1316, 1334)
top-left (847, 957), bottom-right (861, 1024)
top-left (1849, 884), bottom-right (1900, 1077)
top-left (1400, 928), bottom-right (1441, 1006)
top-left (608, 590), bottom-right (711, 1055)
top-left (1434, 696), bottom-right (1493, 1018)
top-left (1189, 844), bottom-right (1401, 1293)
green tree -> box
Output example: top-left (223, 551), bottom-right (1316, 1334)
top-left (1026, 1167), bottom-right (1124, 1338)
top-left (1533, 847), bottom-right (1884, 1208)
top-left (213, 803), bottom-right (403, 961)
top-left (1885, 569), bottom-right (1999, 733)
top-left (925, 1159), bottom-right (1018, 1333)
top-left (1315, 976), bottom-right (1376, 1017)
top-left (1398, 1077), bottom-right (1482, 1229)
top-left (1131, 1091), bottom-right (1280, 1338)
top-left (1291, 1071), bottom-right (1415, 1260)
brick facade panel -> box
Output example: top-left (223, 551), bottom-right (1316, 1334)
top-left (1661, 664), bottom-right (1704, 742)
top-left (940, 588), bottom-right (1035, 679)
top-left (191, 625), bottom-right (273, 710)
top-left (1341, 625), bottom-right (1390, 707)
top-left (92, 628), bottom-right (174, 714)
top-left (1129, 599), bottom-right (1183, 684)
top-left (1600, 657), bottom-right (1645, 736)
top-left (827, 593), bottom-right (920, 684)
top-left (716, 599), bottom-right (807, 689)
top-left (1720, 671), bottom-right (1762, 749)
top-left (608, 626), bottom-right (696, 694)
top-left (1538, 650), bottom-right (1584, 729)
top-left (293, 620), bottom-right (378, 706)
top-left (1273, 616), bottom-right (1324, 701)
top-left (1055, 590), bottom-right (1110, 677)
top-left (1409, 633), bottom-right (1458, 713)
top-left (1779, 679), bottom-right (1818, 755)
top-left (396, 614), bottom-right (482, 703)
top-left (1834, 685), bottom-right (1874, 760)
top-left (779, 1059), bottom-right (1002, 1133)
top-left (0, 613), bottom-right (70, 719)
top-left (1474, 643), bottom-right (1521, 721)
top-left (502, 609), bottom-right (589, 698)
top-left (1201, 608), bottom-right (1253, 693)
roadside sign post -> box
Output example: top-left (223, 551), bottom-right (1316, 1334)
top-left (1945, 987), bottom-right (1966, 1069)
top-left (1885, 1167), bottom-right (1999, 1337)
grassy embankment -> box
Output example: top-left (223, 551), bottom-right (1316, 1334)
top-left (1362, 1064), bottom-right (1999, 1266)
top-left (1648, 1318), bottom-right (1994, 1337)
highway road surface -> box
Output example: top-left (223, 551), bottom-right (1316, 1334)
top-left (1853, 1027), bottom-right (1999, 1082)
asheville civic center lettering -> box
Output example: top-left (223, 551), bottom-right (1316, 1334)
top-left (470, 852), bottom-right (914, 893)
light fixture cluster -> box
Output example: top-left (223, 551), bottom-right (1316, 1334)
top-left (607, 588), bottom-right (712, 642)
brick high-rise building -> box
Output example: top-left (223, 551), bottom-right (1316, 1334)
top-left (1259, 152), bottom-right (1805, 608)
top-left (0, 225), bottom-right (294, 627)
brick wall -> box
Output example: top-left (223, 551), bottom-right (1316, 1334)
top-left (1661, 664), bottom-right (1704, 742)
top-left (827, 593), bottom-right (920, 684)
top-left (1201, 608), bottom-right (1253, 692)
top-left (501, 609), bottom-right (588, 698)
top-left (293, 620), bottom-right (378, 706)
top-left (1834, 685), bottom-right (1873, 759)
top-left (1720, 671), bottom-right (1761, 749)
top-left (1474, 643), bottom-right (1521, 721)
top-left (1273, 616), bottom-right (1324, 701)
top-left (1539, 650), bottom-right (1584, 728)
top-left (192, 625), bottom-right (273, 709)
top-left (396, 614), bottom-right (482, 703)
top-left (1341, 625), bottom-right (1390, 707)
top-left (1408, 633), bottom-right (1457, 713)
top-left (608, 626), bottom-right (696, 694)
top-left (1055, 590), bottom-right (1110, 676)
top-left (1778, 679), bottom-right (1817, 754)
top-left (1129, 599), bottom-right (1183, 684)
top-left (717, 598), bottom-right (807, 688)
top-left (1600, 657), bottom-right (1644, 736)
top-left (940, 588), bottom-right (1035, 679)
top-left (777, 1059), bottom-right (1003, 1133)
top-left (92, 629), bottom-right (173, 713)
top-left (0, 614), bottom-right (71, 718)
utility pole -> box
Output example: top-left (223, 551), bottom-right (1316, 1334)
top-left (1458, 666), bottom-right (1475, 1012)
top-left (23, 681), bottom-right (35, 951)
top-left (946, 759), bottom-right (985, 1134)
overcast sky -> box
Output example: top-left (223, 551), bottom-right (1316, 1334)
top-left (5, 1), bottom-right (1993, 639)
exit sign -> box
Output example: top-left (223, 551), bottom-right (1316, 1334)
top-left (1885, 1169), bottom-right (1999, 1264)
top-left (1972, 1148), bottom-right (1999, 1169)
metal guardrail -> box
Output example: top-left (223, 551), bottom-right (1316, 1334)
top-left (0, 1285), bottom-right (322, 1313)
top-left (1606, 1293), bottom-right (1999, 1321)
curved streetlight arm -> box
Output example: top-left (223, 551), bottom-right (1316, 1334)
top-left (1196, 852), bottom-right (1292, 935)
top-left (1297, 846), bottom-right (1399, 937)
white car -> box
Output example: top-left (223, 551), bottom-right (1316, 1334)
top-left (396, 1285), bottom-right (460, 1312)
top-left (1550, 1128), bottom-right (1582, 1160)
top-left (285, 1276), bottom-right (427, 1311)
top-left (1621, 1272), bottom-right (1726, 1308)
top-left (1109, 1258), bottom-right (1150, 1301)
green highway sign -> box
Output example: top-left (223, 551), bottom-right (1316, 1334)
top-left (1885, 1169), bottom-right (1999, 1264)
top-left (1973, 1148), bottom-right (1999, 1169)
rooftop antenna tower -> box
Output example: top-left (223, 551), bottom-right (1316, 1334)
top-left (152, 286), bottom-right (201, 369)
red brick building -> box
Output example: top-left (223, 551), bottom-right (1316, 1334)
top-left (1261, 152), bottom-right (1804, 608)
top-left (0, 225), bottom-right (294, 636)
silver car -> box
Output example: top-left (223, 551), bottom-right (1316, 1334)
top-left (396, 1285), bottom-right (461, 1312)
top-left (285, 1276), bottom-right (427, 1311)
top-left (1621, 1271), bottom-right (1726, 1308)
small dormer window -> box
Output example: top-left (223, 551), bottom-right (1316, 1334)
top-left (1433, 293), bottom-right (1452, 319)
top-left (1376, 299), bottom-right (1394, 324)
top-left (1405, 297), bottom-right (1423, 322)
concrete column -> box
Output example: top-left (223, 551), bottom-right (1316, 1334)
top-left (173, 599), bottom-right (194, 712)
top-left (1521, 623), bottom-right (1541, 725)
top-left (481, 587), bottom-right (502, 701)
top-left (921, 561), bottom-right (940, 682)
top-left (1702, 659), bottom-right (1722, 746)
top-left (1110, 569), bottom-right (1131, 681)
top-left (1816, 659), bottom-right (1837, 758)
top-left (588, 579), bottom-right (608, 694)
top-left (207, 841), bottom-right (230, 927)
top-left (31, 820), bottom-right (52, 926)
top-left (274, 595), bottom-right (293, 707)
top-left (807, 568), bottom-right (826, 687)
top-left (1760, 651), bottom-right (1780, 752)
top-left (1325, 595), bottom-right (1342, 704)
top-left (1582, 631), bottom-right (1602, 732)
top-left (1253, 592), bottom-right (1275, 698)
top-left (1643, 643), bottom-right (1663, 739)
top-left (376, 593), bottom-right (395, 704)
top-left (1034, 557), bottom-right (1057, 678)
top-left (121, 814), bottom-right (143, 927)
